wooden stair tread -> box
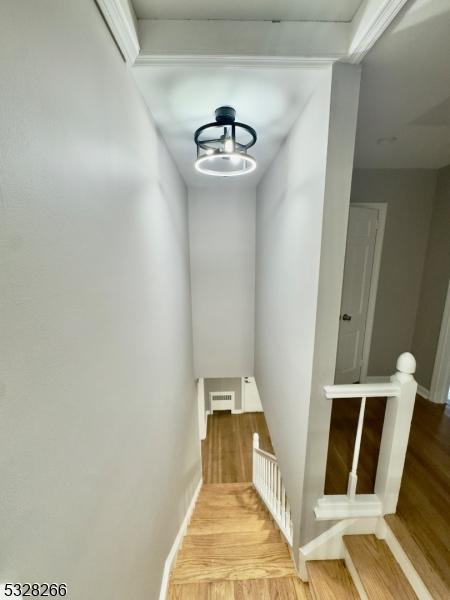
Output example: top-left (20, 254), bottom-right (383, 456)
top-left (307, 560), bottom-right (359, 599)
top-left (177, 541), bottom-right (290, 561)
top-left (193, 506), bottom-right (268, 518)
top-left (196, 495), bottom-right (264, 508)
top-left (344, 534), bottom-right (418, 599)
top-left (385, 514), bottom-right (449, 600)
top-left (168, 576), bottom-right (311, 599)
top-left (201, 483), bottom-right (255, 493)
top-left (170, 557), bottom-right (297, 584)
top-left (182, 530), bottom-right (282, 548)
top-left (187, 516), bottom-right (277, 535)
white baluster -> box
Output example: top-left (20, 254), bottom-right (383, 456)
top-left (347, 396), bottom-right (366, 498)
top-left (277, 468), bottom-right (282, 519)
top-left (252, 432), bottom-right (259, 485)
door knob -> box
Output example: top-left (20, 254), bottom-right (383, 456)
top-left (342, 314), bottom-right (352, 321)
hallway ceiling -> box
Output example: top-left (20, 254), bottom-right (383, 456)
top-left (132, 0), bottom-right (362, 22)
top-left (133, 66), bottom-right (327, 187)
top-left (355, 0), bottom-right (450, 169)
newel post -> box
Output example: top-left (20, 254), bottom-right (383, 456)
top-left (374, 352), bottom-right (417, 514)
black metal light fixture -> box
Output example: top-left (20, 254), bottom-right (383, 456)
top-left (194, 106), bottom-right (257, 177)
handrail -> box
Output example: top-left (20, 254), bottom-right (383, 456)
top-left (315, 352), bottom-right (418, 520)
top-left (324, 381), bottom-right (400, 399)
top-left (254, 447), bottom-right (277, 462)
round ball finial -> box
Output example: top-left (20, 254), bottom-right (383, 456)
top-left (396, 352), bottom-right (416, 374)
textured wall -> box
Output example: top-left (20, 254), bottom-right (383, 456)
top-left (0, 2), bottom-right (201, 598)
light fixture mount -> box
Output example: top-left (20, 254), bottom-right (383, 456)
top-left (194, 106), bottom-right (257, 177)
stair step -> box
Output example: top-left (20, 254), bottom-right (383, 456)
top-left (307, 560), bottom-right (359, 600)
top-left (177, 541), bottom-right (290, 562)
top-left (200, 483), bottom-right (255, 494)
top-left (196, 493), bottom-right (263, 508)
top-left (233, 576), bottom-right (312, 599)
top-left (344, 534), bottom-right (418, 599)
top-left (182, 530), bottom-right (282, 549)
top-left (187, 516), bottom-right (278, 535)
top-left (385, 514), bottom-right (449, 600)
top-left (168, 576), bottom-right (311, 599)
top-left (192, 506), bottom-right (268, 519)
top-left (170, 548), bottom-right (296, 583)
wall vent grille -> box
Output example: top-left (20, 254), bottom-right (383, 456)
top-left (210, 391), bottom-right (235, 413)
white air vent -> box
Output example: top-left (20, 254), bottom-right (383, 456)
top-left (210, 391), bottom-right (235, 413)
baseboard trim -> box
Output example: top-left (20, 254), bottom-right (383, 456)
top-left (158, 477), bottom-right (203, 600)
top-left (344, 547), bottom-right (369, 600)
top-left (376, 518), bottom-right (433, 600)
top-left (416, 384), bottom-right (430, 400)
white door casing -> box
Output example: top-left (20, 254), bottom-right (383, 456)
top-left (335, 206), bottom-right (379, 384)
top-left (242, 377), bottom-right (263, 412)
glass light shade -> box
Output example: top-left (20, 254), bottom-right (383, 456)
top-left (195, 152), bottom-right (257, 177)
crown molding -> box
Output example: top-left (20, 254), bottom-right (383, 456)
top-left (348, 0), bottom-right (409, 63)
top-left (96, 0), bottom-right (140, 64)
top-left (134, 54), bottom-right (339, 70)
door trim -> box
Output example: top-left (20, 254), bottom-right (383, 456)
top-left (352, 202), bottom-right (387, 382)
top-left (429, 280), bottom-right (450, 403)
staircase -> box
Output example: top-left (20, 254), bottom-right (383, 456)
top-left (168, 482), bottom-right (311, 599)
top-left (167, 483), bottom-right (423, 599)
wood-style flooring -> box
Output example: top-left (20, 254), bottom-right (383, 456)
top-left (202, 412), bottom-right (273, 483)
top-left (168, 483), bottom-right (311, 599)
top-left (325, 395), bottom-right (450, 596)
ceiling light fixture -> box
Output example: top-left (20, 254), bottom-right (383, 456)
top-left (194, 106), bottom-right (257, 177)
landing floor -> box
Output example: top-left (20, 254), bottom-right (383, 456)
top-left (325, 394), bottom-right (450, 593)
top-left (202, 412), bottom-right (273, 484)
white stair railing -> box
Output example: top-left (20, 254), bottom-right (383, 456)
top-left (315, 352), bottom-right (417, 521)
top-left (252, 433), bottom-right (293, 545)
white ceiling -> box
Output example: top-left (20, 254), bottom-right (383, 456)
top-left (133, 66), bottom-right (328, 187)
top-left (355, 0), bottom-right (450, 169)
top-left (132, 0), bottom-right (362, 23)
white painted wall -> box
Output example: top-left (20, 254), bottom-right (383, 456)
top-left (255, 64), bottom-right (361, 553)
top-left (300, 64), bottom-right (361, 545)
top-left (189, 186), bottom-right (255, 377)
top-left (0, 2), bottom-right (201, 599)
top-left (255, 66), bottom-right (333, 553)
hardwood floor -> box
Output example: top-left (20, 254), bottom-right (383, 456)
top-left (168, 483), bottom-right (311, 599)
top-left (326, 395), bottom-right (450, 595)
top-left (202, 412), bottom-right (273, 483)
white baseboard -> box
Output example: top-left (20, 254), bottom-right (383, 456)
top-left (159, 477), bottom-right (203, 600)
top-left (376, 518), bottom-right (433, 600)
top-left (344, 547), bottom-right (369, 600)
top-left (416, 384), bottom-right (430, 400)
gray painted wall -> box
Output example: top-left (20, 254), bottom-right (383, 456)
top-left (204, 378), bottom-right (243, 411)
top-left (351, 169), bottom-right (437, 375)
top-left (0, 2), bottom-right (201, 598)
top-left (189, 187), bottom-right (256, 378)
top-left (412, 165), bottom-right (450, 389)
top-left (255, 68), bottom-right (334, 553)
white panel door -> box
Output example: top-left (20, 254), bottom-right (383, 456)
top-left (335, 206), bottom-right (378, 384)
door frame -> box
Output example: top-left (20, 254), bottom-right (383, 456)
top-left (351, 202), bottom-right (387, 382)
top-left (429, 280), bottom-right (450, 403)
